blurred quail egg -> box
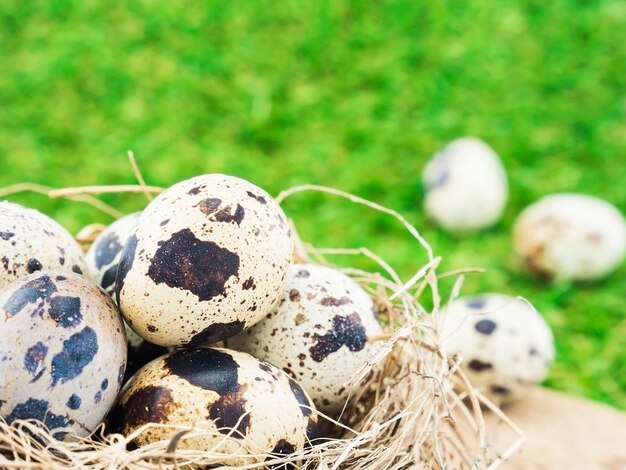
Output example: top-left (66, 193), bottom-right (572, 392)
top-left (115, 174), bottom-right (293, 347)
top-left (107, 347), bottom-right (318, 465)
top-left (0, 271), bottom-right (127, 439)
top-left (440, 294), bottom-right (555, 403)
top-left (422, 137), bottom-right (508, 231)
top-left (227, 264), bottom-right (383, 415)
top-left (514, 193), bottom-right (626, 281)
top-left (0, 201), bottom-right (87, 289)
top-left (85, 212), bottom-right (141, 296)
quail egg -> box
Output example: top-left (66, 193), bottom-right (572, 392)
top-left (0, 201), bottom-right (87, 289)
top-left (440, 294), bottom-right (555, 403)
top-left (115, 174), bottom-right (293, 347)
top-left (0, 271), bottom-right (127, 439)
top-left (514, 193), bottom-right (626, 281)
top-left (85, 212), bottom-right (141, 296)
top-left (422, 137), bottom-right (508, 231)
top-left (227, 264), bottom-right (383, 415)
top-left (107, 347), bottom-right (318, 466)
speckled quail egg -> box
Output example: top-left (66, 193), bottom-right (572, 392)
top-left (440, 294), bottom-right (555, 404)
top-left (115, 174), bottom-right (293, 347)
top-left (227, 264), bottom-right (383, 415)
top-left (85, 212), bottom-right (141, 296)
top-left (0, 201), bottom-right (87, 289)
top-left (107, 347), bottom-right (318, 466)
top-left (0, 271), bottom-right (127, 439)
top-left (514, 193), bottom-right (626, 281)
top-left (422, 137), bottom-right (508, 231)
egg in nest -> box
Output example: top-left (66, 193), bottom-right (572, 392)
top-left (107, 347), bottom-right (318, 466)
top-left (0, 201), bottom-right (87, 289)
top-left (115, 174), bottom-right (293, 347)
top-left (227, 264), bottom-right (383, 415)
top-left (0, 272), bottom-right (127, 439)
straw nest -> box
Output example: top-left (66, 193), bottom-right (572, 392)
top-left (0, 160), bottom-right (523, 469)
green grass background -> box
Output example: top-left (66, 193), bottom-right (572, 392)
top-left (1, 1), bottom-right (625, 408)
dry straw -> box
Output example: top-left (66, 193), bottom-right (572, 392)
top-left (0, 159), bottom-right (523, 469)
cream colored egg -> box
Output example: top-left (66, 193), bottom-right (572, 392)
top-left (107, 347), bottom-right (318, 466)
top-left (115, 174), bottom-right (293, 347)
top-left (514, 193), bottom-right (626, 280)
top-left (422, 137), bottom-right (508, 231)
top-left (0, 201), bottom-right (87, 288)
top-left (440, 294), bottom-right (555, 404)
top-left (0, 271), bottom-right (127, 439)
top-left (227, 264), bottom-right (383, 415)
top-left (85, 212), bottom-right (141, 296)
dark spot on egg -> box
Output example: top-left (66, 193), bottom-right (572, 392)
top-left (147, 325), bottom-right (157, 333)
top-left (309, 313), bottom-right (367, 362)
top-left (66, 394), bottom-right (81, 410)
top-left (48, 296), bottom-right (82, 329)
top-left (27, 258), bottom-right (43, 273)
top-left (425, 168), bottom-right (449, 191)
top-left (289, 289), bottom-right (301, 302)
top-left (94, 391), bottom-right (102, 403)
top-left (529, 347), bottom-right (539, 356)
top-left (165, 348), bottom-right (239, 394)
top-left (5, 398), bottom-right (71, 433)
top-left (246, 191), bottom-right (267, 204)
top-left (107, 385), bottom-right (175, 433)
top-left (320, 296), bottom-right (351, 307)
top-left (474, 319), bottom-right (497, 335)
top-left (259, 362), bottom-right (272, 374)
top-left (50, 327), bottom-right (99, 386)
top-left (468, 359), bottom-right (493, 372)
top-left (0, 231), bottom-right (15, 240)
top-left (197, 198), bottom-right (222, 215)
top-left (101, 264), bottom-right (118, 291)
top-left (208, 384), bottom-right (250, 438)
top-left (466, 297), bottom-right (487, 309)
top-left (101, 379), bottom-right (109, 390)
top-left (3, 274), bottom-right (58, 316)
top-left (188, 186), bottom-right (203, 196)
top-left (266, 439), bottom-right (296, 468)
top-left (187, 320), bottom-right (245, 346)
top-left (24, 342), bottom-right (48, 377)
top-left (71, 265), bottom-right (83, 274)
top-left (147, 229), bottom-right (240, 302)
top-left (490, 384), bottom-right (511, 395)
top-left (288, 379), bottom-right (312, 417)
top-left (160, 219), bottom-right (170, 226)
top-left (242, 277), bottom-right (255, 290)
top-left (213, 204), bottom-right (245, 226)
top-left (295, 269), bottom-right (310, 278)
top-left (115, 234), bottom-right (138, 304)
top-left (94, 233), bottom-right (123, 269)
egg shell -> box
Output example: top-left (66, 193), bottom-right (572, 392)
top-left (440, 294), bottom-right (555, 403)
top-left (115, 174), bottom-right (293, 347)
top-left (422, 137), bottom-right (508, 231)
top-left (0, 201), bottom-right (88, 289)
top-left (227, 264), bottom-right (383, 415)
top-left (513, 193), bottom-right (626, 281)
top-left (0, 271), bottom-right (127, 439)
top-left (85, 212), bottom-right (141, 296)
top-left (107, 347), bottom-right (318, 465)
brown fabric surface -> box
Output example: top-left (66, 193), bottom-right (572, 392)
top-left (483, 387), bottom-right (626, 469)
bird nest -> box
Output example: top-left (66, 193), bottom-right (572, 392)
top-left (0, 160), bottom-right (523, 469)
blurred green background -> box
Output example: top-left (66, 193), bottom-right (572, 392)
top-left (1, 1), bottom-right (625, 408)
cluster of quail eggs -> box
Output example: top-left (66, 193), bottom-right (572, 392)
top-left (1, 174), bottom-right (383, 464)
top-left (421, 137), bottom-right (626, 404)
